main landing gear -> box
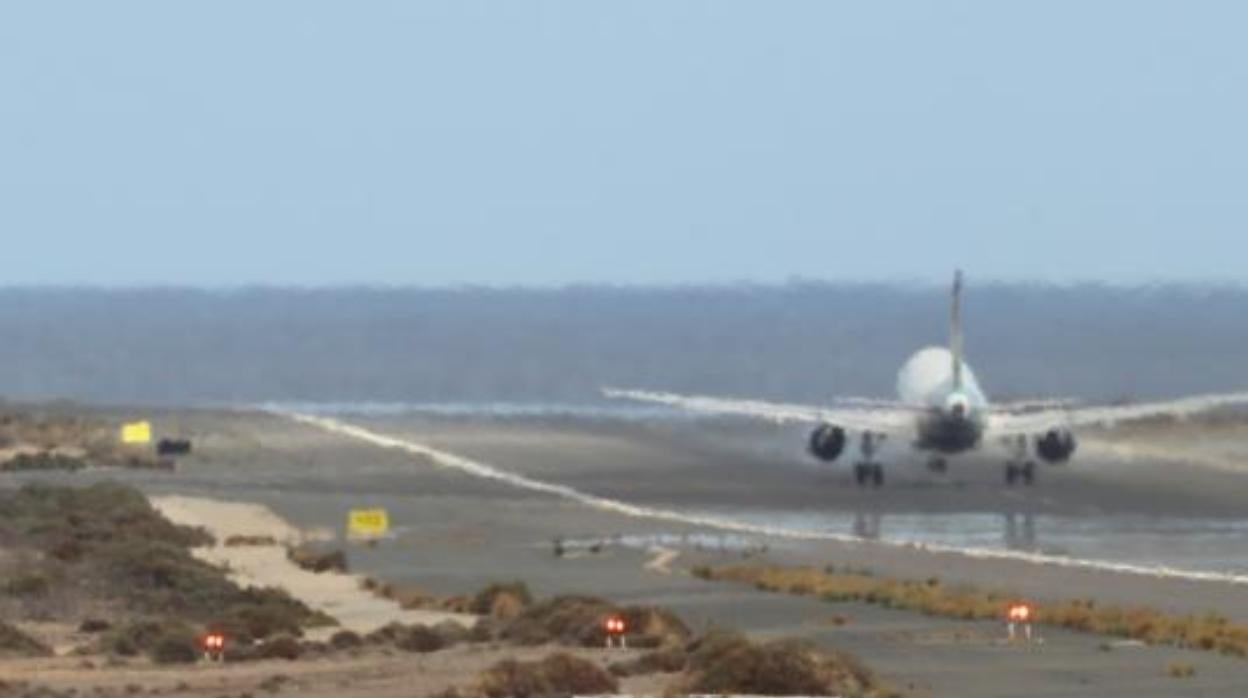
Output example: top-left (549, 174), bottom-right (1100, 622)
top-left (853, 432), bottom-right (885, 488)
top-left (854, 462), bottom-right (884, 487)
top-left (1004, 435), bottom-right (1036, 487)
top-left (926, 456), bottom-right (948, 474)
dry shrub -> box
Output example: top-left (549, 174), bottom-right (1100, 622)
top-left (609, 645), bottom-right (687, 677)
top-left (255, 635), bottom-right (302, 661)
top-left (395, 625), bottom-right (445, 653)
top-left (1, 451), bottom-right (86, 472)
top-left (0, 621), bottom-right (52, 658)
top-left (704, 564), bottom-right (1248, 659)
top-left (676, 631), bottom-right (878, 697)
top-left (364, 622), bottom-right (406, 644)
top-left (441, 595), bottom-right (473, 613)
top-left (0, 483), bottom-right (333, 641)
top-left (151, 633), bottom-right (198, 665)
top-left (470, 581), bottom-right (533, 618)
top-left (476, 652), bottom-right (617, 698)
top-left (619, 606), bottom-right (689, 648)
top-left (468, 618), bottom-right (499, 643)
top-left (224, 535), bottom-right (278, 547)
top-left (78, 618), bottom-right (111, 633)
top-left (360, 577), bottom-right (432, 609)
top-left (286, 544), bottom-right (347, 574)
top-left (328, 630), bottom-right (362, 650)
top-left (1167, 660), bottom-right (1196, 678)
top-left (100, 619), bottom-right (186, 657)
top-left (433, 620), bottom-right (471, 645)
top-left (501, 595), bottom-right (613, 646)
top-left (500, 595), bottom-right (690, 648)
top-left (359, 621), bottom-right (466, 653)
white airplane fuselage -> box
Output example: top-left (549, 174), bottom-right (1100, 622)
top-left (897, 346), bottom-right (987, 454)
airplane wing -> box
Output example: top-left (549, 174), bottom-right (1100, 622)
top-left (989, 398), bottom-right (1082, 413)
top-left (603, 388), bottom-right (919, 436)
top-left (989, 391), bottom-right (1248, 436)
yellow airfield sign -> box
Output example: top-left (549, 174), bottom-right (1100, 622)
top-left (347, 508), bottom-right (390, 538)
top-left (120, 420), bottom-right (153, 445)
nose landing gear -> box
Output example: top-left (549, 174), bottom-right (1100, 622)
top-left (854, 462), bottom-right (884, 487)
top-left (854, 432), bottom-right (885, 488)
top-left (1003, 435), bottom-right (1036, 486)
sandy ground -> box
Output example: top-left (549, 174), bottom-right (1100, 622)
top-left (5, 406), bottom-right (1248, 696)
top-left (0, 644), bottom-right (670, 697)
top-left (149, 495), bottom-right (474, 636)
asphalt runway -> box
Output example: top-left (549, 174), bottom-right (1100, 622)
top-left (20, 406), bottom-right (1248, 697)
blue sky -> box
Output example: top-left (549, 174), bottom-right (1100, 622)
top-left (1, 2), bottom-right (1245, 286)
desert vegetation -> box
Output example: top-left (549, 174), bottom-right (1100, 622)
top-left (0, 482), bottom-right (332, 663)
top-left (0, 411), bottom-right (170, 472)
top-left (695, 564), bottom-right (1248, 658)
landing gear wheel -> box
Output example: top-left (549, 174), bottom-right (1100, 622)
top-left (927, 457), bottom-right (947, 474)
top-left (1005, 462), bottom-right (1019, 486)
top-left (1021, 461), bottom-right (1036, 486)
top-left (854, 463), bottom-right (884, 488)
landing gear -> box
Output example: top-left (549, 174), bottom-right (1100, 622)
top-left (1005, 460), bottom-right (1036, 486)
top-left (926, 456), bottom-right (947, 474)
top-left (1003, 435), bottom-right (1036, 487)
top-left (853, 432), bottom-right (885, 488)
top-left (854, 462), bottom-right (884, 488)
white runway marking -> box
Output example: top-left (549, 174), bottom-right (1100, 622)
top-left (282, 411), bottom-right (1248, 587)
top-left (644, 547), bottom-right (680, 575)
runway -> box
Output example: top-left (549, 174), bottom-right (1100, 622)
top-left (285, 408), bottom-right (1248, 585)
top-left (19, 404), bottom-right (1246, 696)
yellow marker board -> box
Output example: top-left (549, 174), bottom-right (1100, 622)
top-left (347, 508), bottom-right (390, 538)
top-left (120, 421), bottom-right (153, 445)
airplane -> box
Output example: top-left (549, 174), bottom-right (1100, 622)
top-left (605, 271), bottom-right (1248, 487)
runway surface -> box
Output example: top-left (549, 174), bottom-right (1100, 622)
top-left (11, 404), bottom-right (1248, 696)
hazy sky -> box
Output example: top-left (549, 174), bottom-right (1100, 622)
top-left (2, 2), bottom-right (1245, 287)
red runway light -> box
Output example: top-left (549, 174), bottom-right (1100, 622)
top-left (1006, 602), bottom-right (1033, 623)
top-left (203, 633), bottom-right (226, 651)
top-left (604, 615), bottom-right (626, 635)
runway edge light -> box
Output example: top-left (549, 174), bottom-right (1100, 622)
top-left (604, 614), bottom-right (627, 649)
top-left (1006, 601), bottom-right (1036, 643)
top-left (202, 632), bottom-right (226, 662)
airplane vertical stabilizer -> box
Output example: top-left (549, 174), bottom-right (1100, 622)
top-left (950, 269), bottom-right (964, 390)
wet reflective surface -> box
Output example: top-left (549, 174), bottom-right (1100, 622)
top-left (711, 506), bottom-right (1248, 575)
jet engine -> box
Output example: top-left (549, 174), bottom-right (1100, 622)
top-left (808, 424), bottom-right (847, 462)
top-left (1035, 429), bottom-right (1076, 464)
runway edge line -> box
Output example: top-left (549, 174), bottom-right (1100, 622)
top-left (276, 409), bottom-right (1248, 588)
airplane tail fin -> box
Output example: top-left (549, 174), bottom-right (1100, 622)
top-left (950, 269), bottom-right (964, 390)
